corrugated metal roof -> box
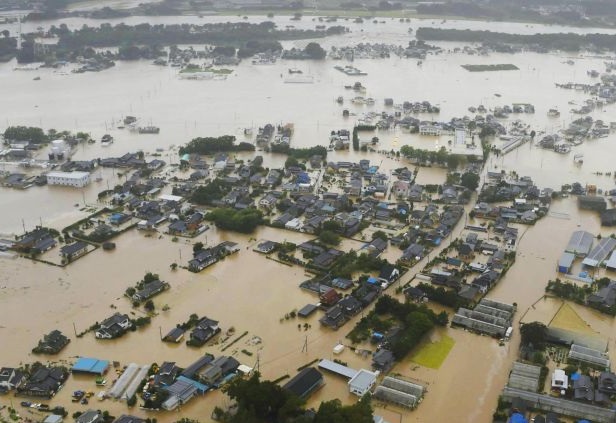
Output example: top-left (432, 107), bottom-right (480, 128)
top-left (565, 230), bottom-right (594, 256)
top-left (318, 359), bottom-right (357, 379)
top-left (582, 238), bottom-right (616, 268)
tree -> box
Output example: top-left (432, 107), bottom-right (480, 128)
top-left (371, 231), bottom-right (388, 242)
top-left (193, 242), bottom-right (204, 253)
top-left (447, 154), bottom-right (460, 170)
top-left (322, 220), bottom-right (342, 233)
top-left (205, 208), bottom-right (263, 233)
top-left (144, 300), bottom-right (155, 312)
top-left (285, 156), bottom-right (300, 169)
top-left (520, 322), bottom-right (547, 349)
top-left (170, 263), bottom-right (178, 271)
top-left (304, 42), bottom-right (326, 59)
top-left (460, 172), bottom-right (480, 191)
top-left (314, 396), bottom-right (373, 423)
top-left (222, 373), bottom-right (305, 422)
top-left (142, 272), bottom-right (159, 284)
top-left (319, 230), bottom-right (340, 246)
top-left (3, 126), bottom-right (47, 144)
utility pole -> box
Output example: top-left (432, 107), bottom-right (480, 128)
top-left (254, 353), bottom-right (260, 374)
top-left (302, 335), bottom-right (308, 353)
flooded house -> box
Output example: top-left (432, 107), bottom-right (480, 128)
top-left (188, 317), bottom-right (220, 347)
top-left (32, 330), bottom-right (70, 355)
top-left (0, 368), bottom-right (26, 393)
top-left (132, 279), bottom-right (169, 302)
top-left (197, 356), bottom-right (239, 385)
top-left (59, 241), bottom-right (89, 262)
top-left (95, 313), bottom-right (132, 339)
top-left (17, 366), bottom-right (68, 398)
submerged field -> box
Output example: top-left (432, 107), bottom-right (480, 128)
top-left (411, 334), bottom-right (455, 369)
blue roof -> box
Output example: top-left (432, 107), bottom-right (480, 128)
top-left (177, 375), bottom-right (209, 394)
top-left (72, 357), bottom-right (110, 375)
top-left (570, 372), bottom-right (581, 381)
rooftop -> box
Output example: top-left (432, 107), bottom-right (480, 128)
top-left (565, 230), bottom-right (594, 256)
top-left (72, 357), bottom-right (109, 375)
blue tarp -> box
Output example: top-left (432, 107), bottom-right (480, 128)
top-left (367, 277), bottom-right (379, 285)
top-left (570, 372), bottom-right (581, 381)
top-left (72, 357), bottom-right (109, 375)
top-left (510, 413), bottom-right (528, 423)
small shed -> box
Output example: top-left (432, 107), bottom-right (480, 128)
top-left (557, 252), bottom-right (575, 274)
top-left (298, 304), bottom-right (318, 318)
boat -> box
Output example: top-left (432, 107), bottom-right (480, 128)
top-left (547, 108), bottom-right (560, 118)
top-left (138, 126), bottom-right (160, 134)
top-left (336, 96), bottom-right (343, 104)
top-left (288, 68), bottom-right (303, 74)
top-left (95, 377), bottom-right (107, 386)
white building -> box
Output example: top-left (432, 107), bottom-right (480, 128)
top-left (419, 123), bottom-right (442, 136)
top-left (348, 369), bottom-right (378, 397)
top-left (551, 369), bottom-right (568, 391)
top-left (454, 128), bottom-right (466, 146)
top-left (46, 171), bottom-right (90, 188)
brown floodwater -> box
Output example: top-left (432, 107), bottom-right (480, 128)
top-left (2, 12), bottom-right (616, 423)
